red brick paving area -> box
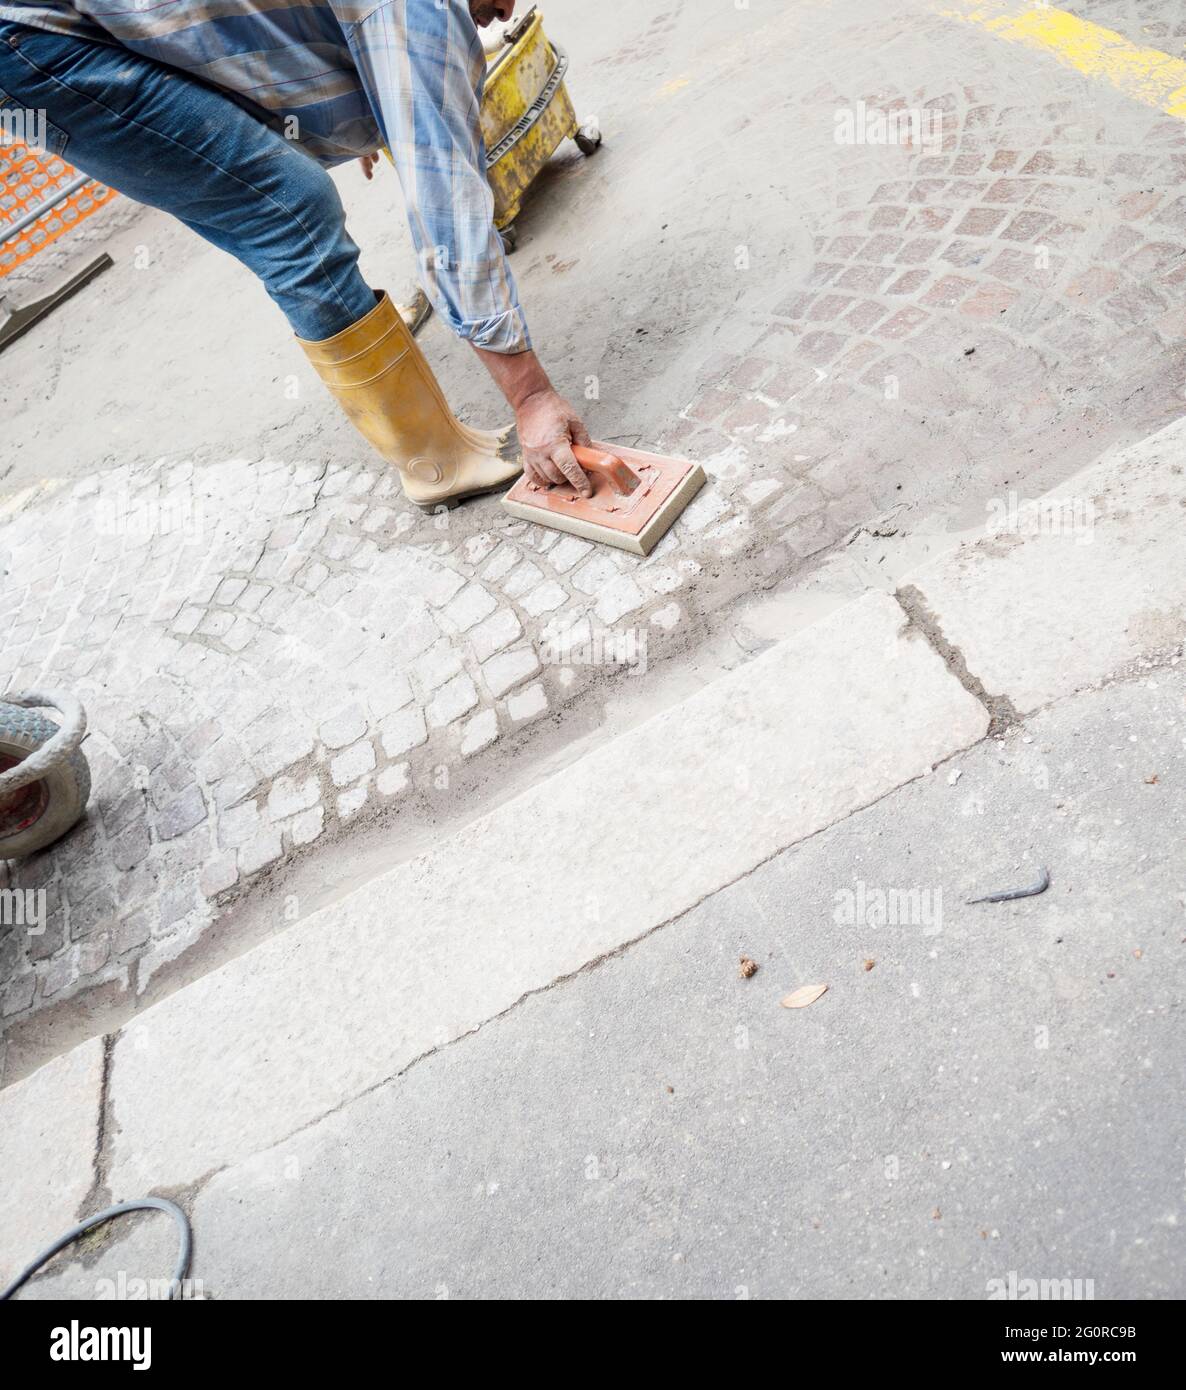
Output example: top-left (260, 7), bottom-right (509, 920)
top-left (660, 63), bottom-right (1186, 571)
top-left (1087, 2), bottom-right (1186, 50)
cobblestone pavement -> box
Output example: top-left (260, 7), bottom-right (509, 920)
top-left (5, 0), bottom-right (1186, 1070)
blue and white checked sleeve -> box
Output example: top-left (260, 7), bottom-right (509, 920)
top-left (347, 0), bottom-right (532, 353)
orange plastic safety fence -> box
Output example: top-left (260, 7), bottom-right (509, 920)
top-left (0, 141), bottom-right (116, 277)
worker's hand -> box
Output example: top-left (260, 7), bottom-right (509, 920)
top-left (468, 346), bottom-right (593, 495)
top-left (515, 388), bottom-right (594, 496)
top-left (359, 153), bottom-right (379, 180)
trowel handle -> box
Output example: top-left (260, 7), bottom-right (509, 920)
top-left (572, 444), bottom-right (642, 496)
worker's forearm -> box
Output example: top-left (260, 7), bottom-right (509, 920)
top-left (470, 345), bottom-right (594, 496)
top-left (470, 344), bottom-right (554, 411)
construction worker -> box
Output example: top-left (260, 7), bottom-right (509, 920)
top-left (0, 0), bottom-right (595, 506)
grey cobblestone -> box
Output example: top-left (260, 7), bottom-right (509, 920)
top-left (267, 775), bottom-right (321, 819)
top-left (112, 908), bottom-right (153, 957)
top-left (109, 821), bottom-right (151, 872)
top-left (220, 801), bottom-right (262, 849)
top-left (572, 554), bottom-right (620, 596)
top-left (40, 954), bottom-right (75, 1000)
top-left (441, 582), bottom-right (498, 632)
top-left (330, 740), bottom-right (377, 788)
top-left (317, 705), bottom-right (368, 750)
top-left (413, 639), bottom-right (464, 692)
top-left (153, 783), bottom-right (207, 841)
top-left (547, 536), bottom-right (594, 573)
top-left (289, 807), bottom-right (326, 845)
top-left (481, 648), bottom-right (540, 698)
top-left (521, 581), bottom-right (568, 617)
top-left (469, 608), bottom-right (521, 662)
top-left (375, 764), bottom-right (410, 797)
top-left (426, 673), bottom-right (479, 729)
top-left (77, 935), bottom-right (110, 976)
top-left (28, 917), bottom-right (63, 962)
top-left (2, 973), bottom-right (36, 1018)
top-left (502, 560), bottom-right (544, 600)
top-left (480, 544), bottom-right (518, 582)
top-left (157, 878), bottom-right (197, 933)
top-left (595, 577), bottom-right (647, 625)
top-left (336, 785), bottom-right (369, 819)
top-left (70, 890), bottom-right (116, 942)
top-left (506, 683), bottom-right (548, 724)
top-left (460, 708), bottom-right (499, 757)
top-left (238, 831), bottom-right (283, 877)
top-left (380, 707), bottom-right (428, 758)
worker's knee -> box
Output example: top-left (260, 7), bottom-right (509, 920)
top-left (244, 147), bottom-right (372, 336)
top-left (280, 149), bottom-right (350, 242)
top-left (245, 142), bottom-right (350, 258)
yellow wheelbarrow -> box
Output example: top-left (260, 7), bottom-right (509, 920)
top-left (481, 5), bottom-right (602, 252)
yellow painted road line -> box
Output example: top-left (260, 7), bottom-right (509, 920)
top-left (939, 1), bottom-right (1186, 119)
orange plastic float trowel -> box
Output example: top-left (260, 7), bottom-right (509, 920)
top-left (501, 442), bottom-right (706, 556)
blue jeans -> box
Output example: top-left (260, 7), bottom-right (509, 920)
top-left (0, 20), bottom-right (377, 341)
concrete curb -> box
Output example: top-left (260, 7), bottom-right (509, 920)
top-left (901, 415), bottom-right (1186, 714)
top-left (106, 590), bottom-right (986, 1193)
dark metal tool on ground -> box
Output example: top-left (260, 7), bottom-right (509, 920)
top-left (966, 864), bottom-right (1051, 905)
top-left (0, 251), bottom-right (112, 354)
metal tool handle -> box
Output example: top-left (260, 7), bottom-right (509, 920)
top-left (0, 689), bottom-right (87, 795)
top-left (572, 445), bottom-right (642, 496)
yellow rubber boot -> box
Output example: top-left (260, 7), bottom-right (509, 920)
top-left (297, 291), bottom-right (521, 509)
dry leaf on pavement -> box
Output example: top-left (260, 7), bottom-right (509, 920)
top-left (780, 983), bottom-right (828, 1009)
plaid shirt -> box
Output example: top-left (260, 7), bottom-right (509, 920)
top-left (0, 0), bottom-right (530, 350)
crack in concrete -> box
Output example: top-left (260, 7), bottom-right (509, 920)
top-left (894, 583), bottom-right (1021, 736)
top-left (82, 1032), bottom-right (115, 1215)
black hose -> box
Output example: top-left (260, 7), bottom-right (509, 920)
top-left (0, 1197), bottom-right (192, 1301)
